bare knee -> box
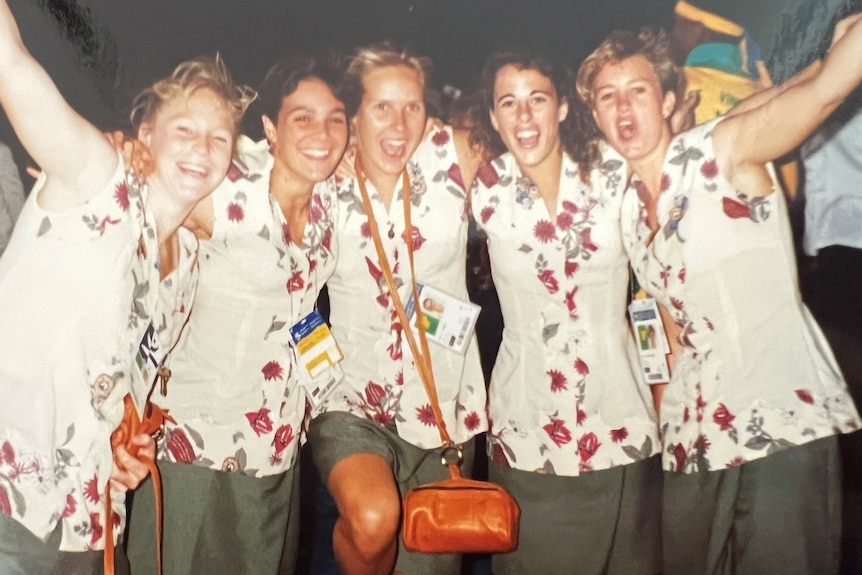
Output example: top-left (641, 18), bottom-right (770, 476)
top-left (328, 453), bottom-right (402, 558)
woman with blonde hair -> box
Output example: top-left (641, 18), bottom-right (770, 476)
top-left (308, 42), bottom-right (486, 575)
top-left (0, 0), bottom-right (253, 571)
top-left (578, 15), bottom-right (862, 575)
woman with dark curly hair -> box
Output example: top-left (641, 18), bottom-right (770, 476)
top-left (469, 49), bottom-right (662, 575)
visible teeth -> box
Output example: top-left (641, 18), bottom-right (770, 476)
top-left (304, 149), bottom-right (329, 159)
top-left (516, 130), bottom-right (538, 139)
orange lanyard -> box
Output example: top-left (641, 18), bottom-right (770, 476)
top-left (354, 159), bottom-right (451, 444)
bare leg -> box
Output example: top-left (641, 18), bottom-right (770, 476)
top-left (328, 453), bottom-right (401, 575)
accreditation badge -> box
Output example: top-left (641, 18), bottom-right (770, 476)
top-left (627, 297), bottom-right (671, 385)
top-left (289, 309), bottom-right (344, 408)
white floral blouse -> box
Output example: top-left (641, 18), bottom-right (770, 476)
top-left (0, 157), bottom-right (197, 551)
top-left (318, 126), bottom-right (487, 448)
top-left (473, 147), bottom-right (660, 475)
top-left (156, 137), bottom-right (337, 477)
top-left (621, 119), bottom-right (861, 473)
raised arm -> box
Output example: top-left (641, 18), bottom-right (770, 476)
top-left (0, 0), bottom-right (116, 209)
top-left (715, 13), bottom-right (862, 182)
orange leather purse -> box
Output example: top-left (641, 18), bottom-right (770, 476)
top-left (104, 376), bottom-right (174, 575)
top-left (357, 165), bottom-right (520, 554)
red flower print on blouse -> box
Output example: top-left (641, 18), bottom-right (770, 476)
top-left (62, 492), bottom-right (76, 518)
top-left (476, 162), bottom-right (500, 188)
top-left (547, 369), bottom-right (568, 392)
top-left (678, 267), bottom-right (686, 283)
top-left (227, 202), bottom-right (245, 222)
top-left (660, 173), bottom-right (671, 192)
top-left (712, 403), bottom-right (736, 430)
top-left (432, 129), bottom-right (450, 146)
top-left (374, 412), bottom-right (394, 425)
top-left (272, 424), bottom-right (295, 456)
top-left (726, 456), bottom-right (745, 467)
top-left (480, 206), bottom-right (495, 224)
top-left (576, 408), bottom-right (587, 426)
top-left (722, 197), bottom-right (751, 219)
top-left (543, 417), bottom-right (572, 447)
top-left (226, 161), bottom-right (243, 182)
top-left (565, 287), bottom-right (578, 318)
top-left (795, 389), bottom-right (815, 404)
top-left (402, 225), bottom-right (426, 251)
top-left (261, 361), bottom-right (284, 381)
top-left (574, 357), bottom-right (590, 376)
top-left (89, 512), bottom-right (103, 545)
top-left (0, 485), bottom-right (12, 516)
top-left (246, 408), bottom-right (274, 436)
top-left (564, 260), bottom-right (579, 278)
top-left (464, 411), bottom-right (482, 431)
top-left (286, 270), bottom-right (305, 293)
top-left (0, 441), bottom-right (14, 465)
top-left (447, 163), bottom-right (465, 191)
top-left (700, 159), bottom-right (719, 179)
top-left (416, 404), bottom-right (438, 427)
top-left (556, 211), bottom-right (573, 230)
top-left (561, 200), bottom-right (579, 213)
top-left (365, 381), bottom-right (386, 406)
top-left (577, 432), bottom-right (601, 461)
top-left (610, 427), bottom-right (628, 443)
top-left (166, 428), bottom-right (196, 463)
top-left (282, 223), bottom-right (292, 244)
top-left (673, 443), bottom-right (687, 471)
top-left (579, 228), bottom-right (598, 252)
top-left (395, 371), bottom-right (404, 386)
top-left (360, 221), bottom-right (372, 239)
top-left (84, 475), bottom-right (100, 503)
top-left (533, 220), bottom-right (557, 243)
top-left (538, 269), bottom-right (559, 294)
top-left (695, 434), bottom-right (711, 453)
top-left (114, 181), bottom-right (130, 211)
top-left (309, 205), bottom-right (323, 225)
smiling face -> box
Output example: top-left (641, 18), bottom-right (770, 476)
top-left (590, 55), bottom-right (675, 169)
top-left (263, 77), bottom-right (348, 186)
top-left (352, 64), bottom-right (426, 189)
top-left (489, 64), bottom-right (568, 171)
top-left (139, 87), bottom-right (235, 207)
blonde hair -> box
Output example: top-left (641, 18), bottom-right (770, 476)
top-left (576, 28), bottom-right (682, 107)
top-left (340, 42), bottom-right (432, 118)
top-left (130, 54), bottom-right (257, 135)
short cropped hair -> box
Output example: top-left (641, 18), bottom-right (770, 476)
top-left (340, 42), bottom-right (432, 119)
top-left (130, 54), bottom-right (256, 135)
top-left (576, 28), bottom-right (682, 107)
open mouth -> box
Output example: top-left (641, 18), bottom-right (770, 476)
top-left (380, 139), bottom-right (407, 158)
top-left (515, 129), bottom-right (539, 148)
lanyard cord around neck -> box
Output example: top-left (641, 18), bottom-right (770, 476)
top-left (354, 159), bottom-right (453, 447)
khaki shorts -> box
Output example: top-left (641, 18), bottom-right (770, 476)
top-left (308, 410), bottom-right (476, 575)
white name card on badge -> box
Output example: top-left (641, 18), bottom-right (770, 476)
top-left (405, 284), bottom-right (480, 355)
top-left (289, 309), bottom-right (344, 408)
top-left (627, 297), bottom-right (671, 385)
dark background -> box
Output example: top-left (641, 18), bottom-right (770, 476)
top-left (3, 0), bottom-right (852, 160)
